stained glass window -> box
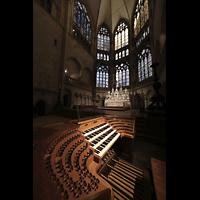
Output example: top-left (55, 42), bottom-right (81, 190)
top-left (148, 52), bottom-right (152, 76)
top-left (107, 55), bottom-right (109, 61)
top-left (97, 34), bottom-right (100, 49)
top-left (115, 35), bottom-right (118, 50)
top-left (138, 47), bottom-right (152, 82)
top-left (125, 28), bottom-right (129, 45)
top-left (96, 26), bottom-right (110, 81)
top-left (126, 68), bottom-right (129, 86)
top-left (118, 32), bottom-right (121, 49)
top-left (126, 49), bottom-right (129, 56)
top-left (97, 27), bottom-right (110, 52)
top-left (101, 35), bottom-right (103, 50)
top-left (136, 26), bottom-right (149, 47)
top-left (73, 1), bottom-right (91, 44)
top-left (122, 30), bottom-right (125, 48)
top-left (134, 0), bottom-right (149, 38)
top-left (119, 52), bottom-right (121, 59)
top-left (96, 71), bottom-right (99, 87)
top-left (99, 71), bottom-right (102, 87)
top-left (122, 50), bottom-right (125, 57)
top-left (141, 6), bottom-right (145, 28)
top-left (96, 65), bottom-right (109, 88)
top-left (107, 36), bottom-right (110, 52)
top-left (106, 71), bottom-right (108, 87)
top-left (115, 22), bottom-right (129, 51)
top-left (144, 0), bottom-right (149, 22)
top-left (134, 18), bottom-right (137, 38)
top-left (115, 62), bottom-right (129, 87)
top-left (116, 70), bottom-right (119, 87)
top-left (115, 53), bottom-right (118, 60)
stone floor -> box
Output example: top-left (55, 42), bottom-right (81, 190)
top-left (33, 109), bottom-right (147, 127)
top-left (131, 138), bottom-right (166, 170)
top-left (33, 115), bottom-right (72, 128)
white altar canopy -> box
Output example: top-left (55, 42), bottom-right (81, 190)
top-left (104, 87), bottom-right (130, 108)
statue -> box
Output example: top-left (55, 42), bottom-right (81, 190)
top-left (104, 87), bottom-right (130, 108)
top-left (124, 88), bottom-right (129, 100)
top-left (106, 91), bottom-right (110, 100)
top-left (118, 87), bottom-right (123, 100)
top-left (114, 88), bottom-right (119, 100)
top-left (111, 88), bottom-right (115, 100)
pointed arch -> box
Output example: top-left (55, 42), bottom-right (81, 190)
top-left (65, 57), bottom-right (81, 80)
top-left (137, 46), bottom-right (152, 82)
top-left (133, 0), bottom-right (149, 38)
top-left (96, 63), bottom-right (109, 88)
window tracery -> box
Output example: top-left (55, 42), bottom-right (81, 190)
top-left (97, 26), bottom-right (110, 61)
top-left (114, 22), bottom-right (129, 51)
top-left (137, 47), bottom-right (152, 82)
top-left (73, 1), bottom-right (92, 45)
top-left (133, 0), bottom-right (149, 38)
top-left (116, 62), bottom-right (129, 87)
top-left (96, 65), bottom-right (109, 88)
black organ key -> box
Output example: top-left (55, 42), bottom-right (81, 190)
top-left (97, 146), bottom-right (103, 151)
top-left (95, 149), bottom-right (100, 154)
top-left (90, 143), bottom-right (94, 147)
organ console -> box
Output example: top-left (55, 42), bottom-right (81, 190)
top-left (44, 116), bottom-right (144, 200)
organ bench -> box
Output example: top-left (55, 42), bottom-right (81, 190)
top-left (44, 116), bottom-right (144, 200)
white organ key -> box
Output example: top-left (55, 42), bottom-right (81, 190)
top-left (83, 123), bottom-right (109, 137)
top-left (98, 132), bottom-right (120, 158)
top-left (87, 126), bottom-right (113, 143)
top-left (92, 130), bottom-right (116, 150)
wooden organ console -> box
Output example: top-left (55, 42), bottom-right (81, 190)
top-left (44, 116), bottom-right (144, 200)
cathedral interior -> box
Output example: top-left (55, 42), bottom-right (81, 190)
top-left (33, 0), bottom-right (166, 199)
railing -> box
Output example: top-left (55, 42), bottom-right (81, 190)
top-left (65, 76), bottom-right (93, 90)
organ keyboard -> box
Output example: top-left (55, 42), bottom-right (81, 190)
top-left (44, 116), bottom-right (143, 200)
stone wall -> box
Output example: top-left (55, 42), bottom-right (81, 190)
top-left (33, 1), bottom-right (64, 114)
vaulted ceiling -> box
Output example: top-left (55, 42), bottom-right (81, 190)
top-left (86, 0), bottom-right (137, 33)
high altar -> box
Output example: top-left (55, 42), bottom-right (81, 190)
top-left (104, 87), bottom-right (130, 108)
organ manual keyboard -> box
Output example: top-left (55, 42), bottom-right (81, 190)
top-left (44, 116), bottom-right (144, 200)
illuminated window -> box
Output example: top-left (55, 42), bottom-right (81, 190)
top-left (116, 63), bottom-right (129, 87)
top-left (97, 27), bottom-right (110, 52)
top-left (107, 55), bottom-right (109, 61)
top-left (134, 0), bottom-right (149, 38)
top-left (126, 49), bottom-right (129, 56)
top-left (115, 22), bottom-right (129, 51)
top-left (96, 65), bottom-right (109, 88)
top-left (73, 1), bottom-right (92, 45)
top-left (138, 47), bottom-right (152, 82)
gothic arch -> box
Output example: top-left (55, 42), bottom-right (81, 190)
top-left (65, 57), bottom-right (81, 79)
top-left (97, 22), bottom-right (112, 38)
top-left (80, 67), bottom-right (92, 84)
top-left (35, 99), bottom-right (46, 116)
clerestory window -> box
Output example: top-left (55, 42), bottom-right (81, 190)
top-left (73, 1), bottom-right (92, 48)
